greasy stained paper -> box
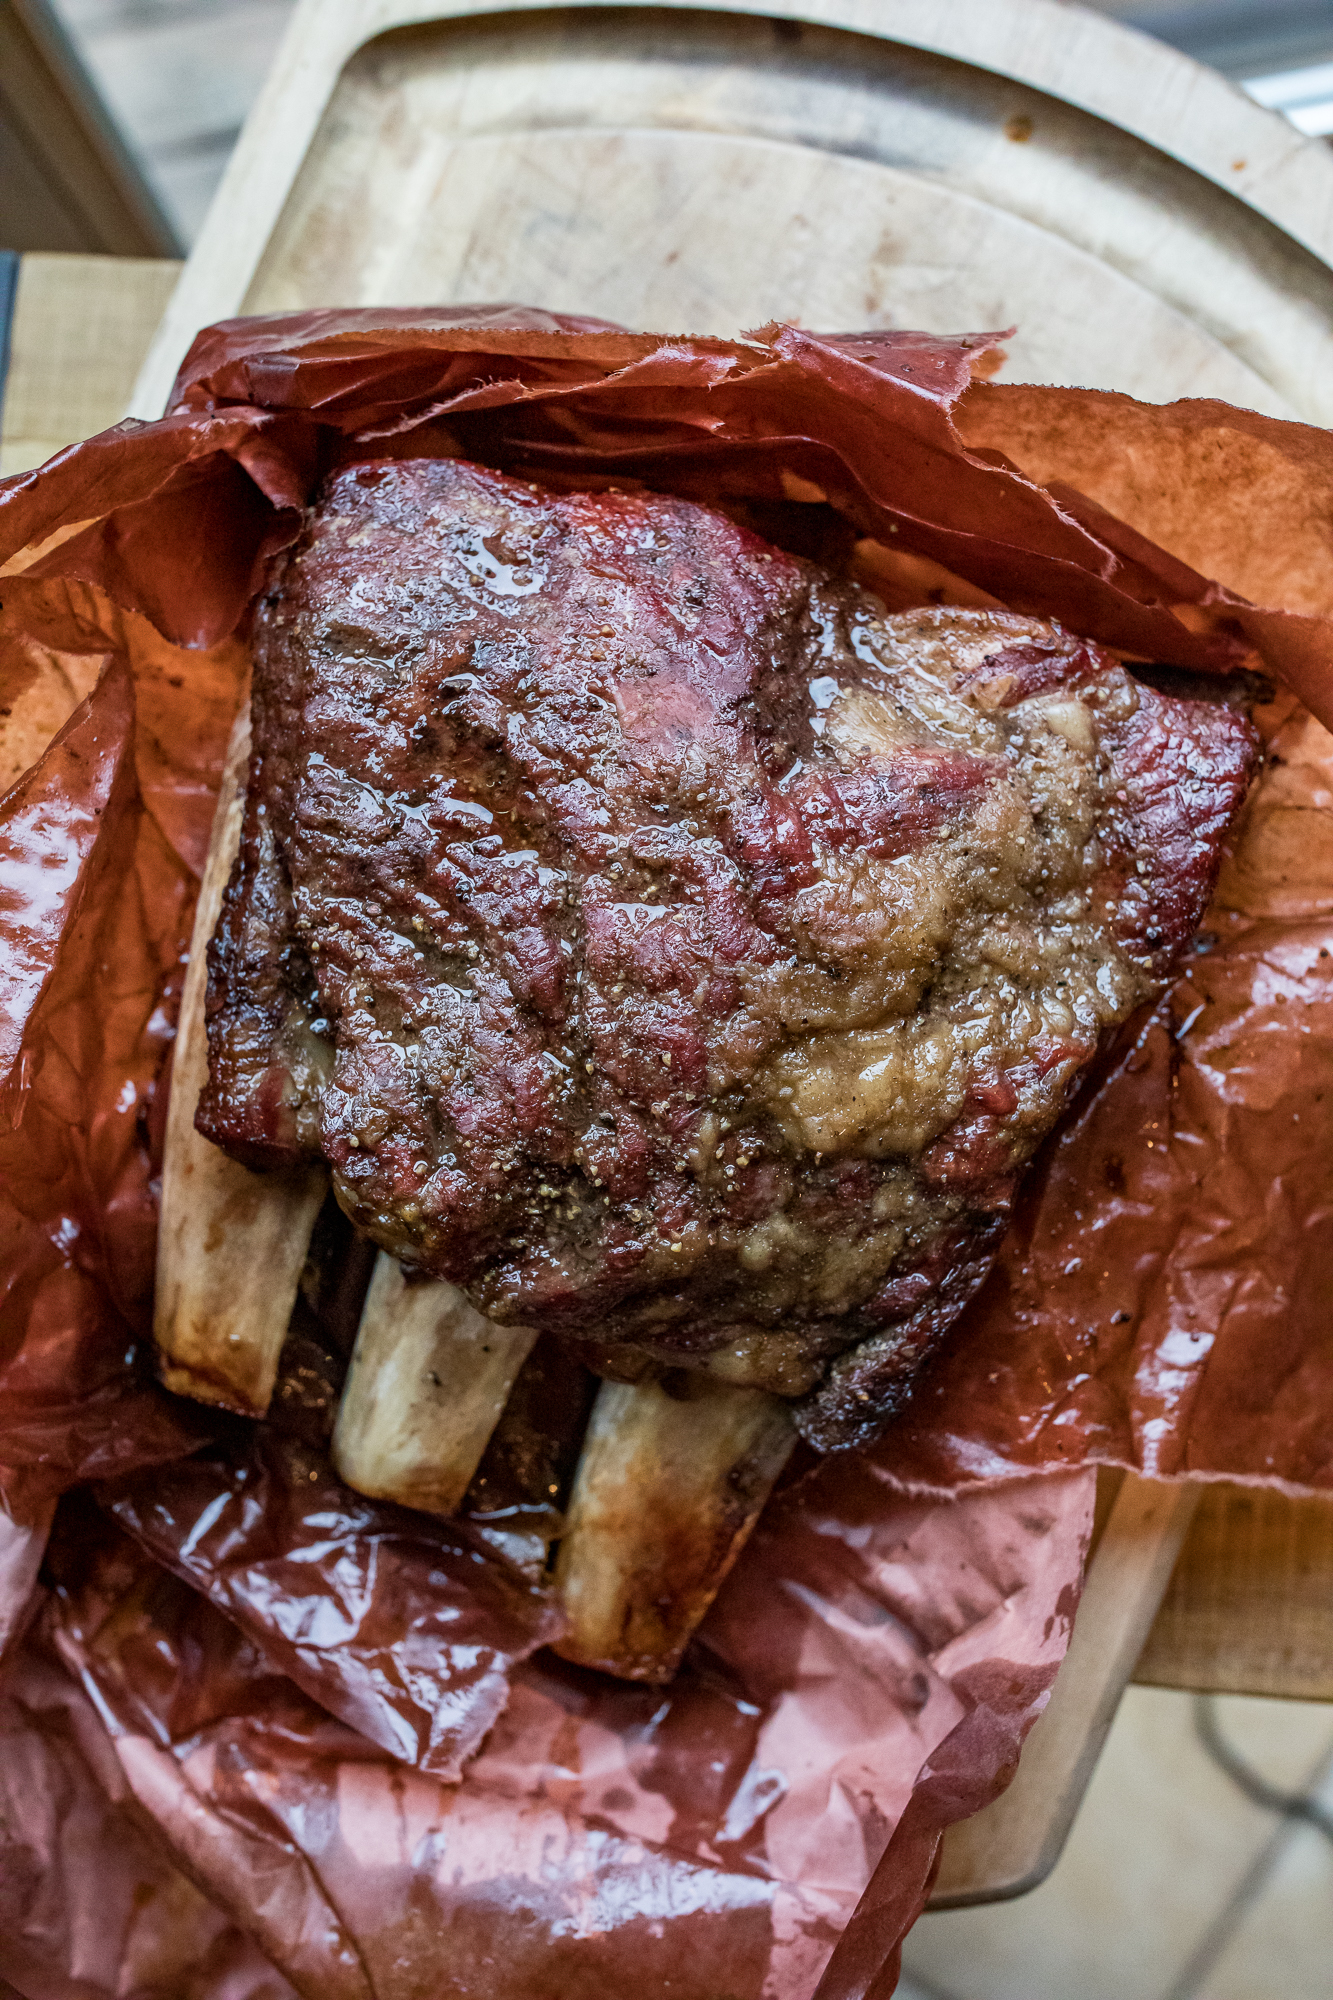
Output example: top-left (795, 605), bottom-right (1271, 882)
top-left (6, 1464), bottom-right (1091, 2000)
top-left (100, 1427), bottom-right (567, 1781)
top-left (2, 308), bottom-right (1333, 1999)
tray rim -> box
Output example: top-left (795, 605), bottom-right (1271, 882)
top-left (127, 0), bottom-right (1333, 418)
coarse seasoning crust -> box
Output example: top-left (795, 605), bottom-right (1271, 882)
top-left (197, 458), bottom-right (1259, 1449)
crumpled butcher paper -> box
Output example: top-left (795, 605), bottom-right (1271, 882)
top-left (2, 309), bottom-right (1332, 2000)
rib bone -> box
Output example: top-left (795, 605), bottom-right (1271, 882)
top-left (332, 1253), bottom-right (538, 1515)
top-left (553, 1374), bottom-right (796, 1682)
top-left (154, 709), bottom-right (326, 1415)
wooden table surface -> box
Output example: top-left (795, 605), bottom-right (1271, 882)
top-left (1139, 1480), bottom-right (1333, 1703)
top-left (0, 249), bottom-right (179, 473)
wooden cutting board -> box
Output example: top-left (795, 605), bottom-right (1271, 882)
top-left (127, 0), bottom-right (1333, 426)
top-left (16, 0), bottom-right (1332, 1913)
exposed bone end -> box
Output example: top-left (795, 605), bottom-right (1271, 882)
top-left (154, 1152), bottom-right (327, 1415)
top-left (332, 1253), bottom-right (538, 1517)
top-left (552, 1374), bottom-right (796, 1683)
top-left (154, 702), bottom-right (328, 1416)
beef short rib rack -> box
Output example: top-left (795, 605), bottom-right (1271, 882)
top-left (198, 458), bottom-right (1257, 1437)
top-left (174, 455), bottom-right (1258, 1678)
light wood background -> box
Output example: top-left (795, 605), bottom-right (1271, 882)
top-left (0, 250), bottom-right (179, 473)
top-left (5, 248), bottom-right (1332, 1915)
top-left (1140, 1482), bottom-right (1333, 1704)
top-left (128, 0), bottom-right (1333, 425)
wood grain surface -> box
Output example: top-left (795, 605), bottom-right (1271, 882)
top-left (0, 249), bottom-right (180, 472)
top-left (126, 0), bottom-right (1333, 424)
top-left (1137, 1481), bottom-right (1333, 1703)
